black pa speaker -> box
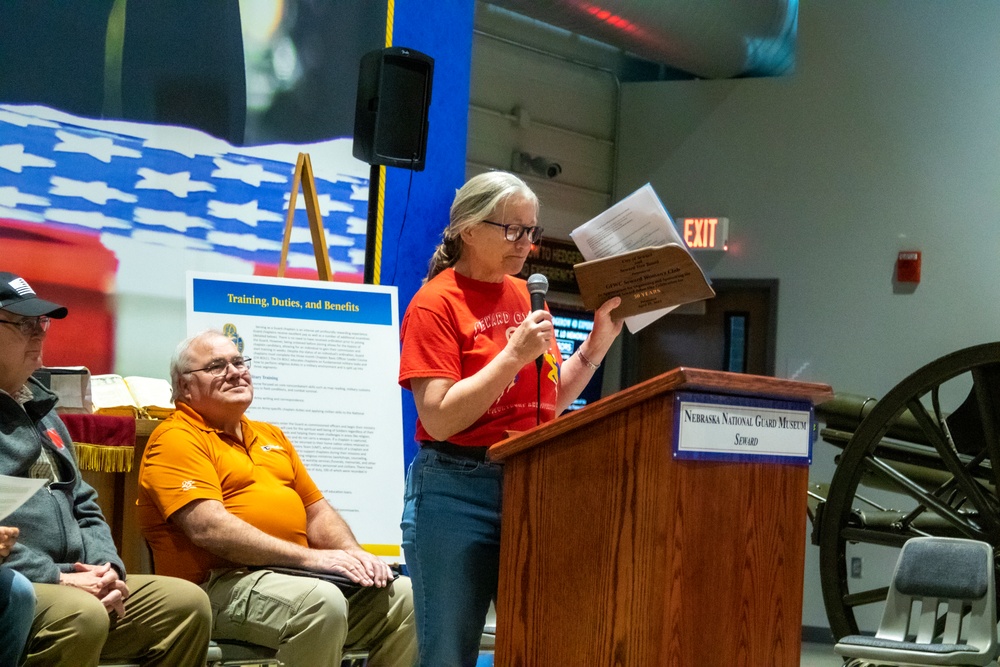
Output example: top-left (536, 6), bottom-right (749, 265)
top-left (352, 46), bottom-right (434, 171)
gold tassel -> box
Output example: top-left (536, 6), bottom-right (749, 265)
top-left (74, 442), bottom-right (135, 473)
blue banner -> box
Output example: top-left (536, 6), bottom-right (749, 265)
top-left (192, 278), bottom-right (393, 325)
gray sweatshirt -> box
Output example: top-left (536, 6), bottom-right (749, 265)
top-left (0, 378), bottom-right (125, 583)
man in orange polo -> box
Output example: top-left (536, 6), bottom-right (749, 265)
top-left (137, 329), bottom-right (416, 667)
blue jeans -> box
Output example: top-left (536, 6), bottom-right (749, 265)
top-left (0, 567), bottom-right (36, 666)
top-left (401, 447), bottom-right (503, 667)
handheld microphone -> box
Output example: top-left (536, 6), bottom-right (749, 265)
top-left (527, 274), bottom-right (549, 373)
top-left (527, 273), bottom-right (548, 312)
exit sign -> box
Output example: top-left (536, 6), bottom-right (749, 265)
top-left (679, 217), bottom-right (729, 251)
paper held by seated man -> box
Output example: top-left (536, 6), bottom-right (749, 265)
top-left (569, 183), bottom-right (714, 333)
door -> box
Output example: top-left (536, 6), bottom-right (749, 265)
top-left (622, 279), bottom-right (777, 386)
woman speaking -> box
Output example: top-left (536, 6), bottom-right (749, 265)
top-left (399, 171), bottom-right (623, 666)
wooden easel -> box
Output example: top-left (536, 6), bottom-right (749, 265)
top-left (278, 152), bottom-right (333, 280)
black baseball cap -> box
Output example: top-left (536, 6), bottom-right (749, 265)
top-left (0, 272), bottom-right (68, 318)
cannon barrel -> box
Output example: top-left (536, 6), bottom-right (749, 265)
top-left (852, 509), bottom-right (968, 534)
top-left (816, 392), bottom-right (929, 446)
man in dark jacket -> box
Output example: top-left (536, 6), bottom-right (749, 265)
top-left (0, 271), bottom-right (212, 667)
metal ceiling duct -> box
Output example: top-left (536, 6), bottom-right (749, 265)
top-left (484, 0), bottom-right (797, 79)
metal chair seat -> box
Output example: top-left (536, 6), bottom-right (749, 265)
top-left (209, 639), bottom-right (281, 666)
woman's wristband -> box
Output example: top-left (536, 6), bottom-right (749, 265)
top-left (576, 349), bottom-right (600, 371)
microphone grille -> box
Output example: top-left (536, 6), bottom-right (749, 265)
top-left (526, 273), bottom-right (549, 294)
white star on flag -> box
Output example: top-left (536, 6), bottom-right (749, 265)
top-left (135, 168), bottom-right (216, 198)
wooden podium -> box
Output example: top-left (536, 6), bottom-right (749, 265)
top-left (488, 368), bottom-right (832, 666)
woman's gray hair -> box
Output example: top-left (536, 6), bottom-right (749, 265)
top-left (425, 171), bottom-right (538, 282)
top-left (168, 329), bottom-right (226, 402)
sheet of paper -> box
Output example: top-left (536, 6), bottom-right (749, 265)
top-left (0, 475), bottom-right (46, 522)
top-left (569, 183), bottom-right (690, 333)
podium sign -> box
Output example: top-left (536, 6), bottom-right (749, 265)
top-left (673, 392), bottom-right (813, 463)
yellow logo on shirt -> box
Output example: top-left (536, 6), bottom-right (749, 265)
top-left (261, 444), bottom-right (285, 452)
top-left (545, 352), bottom-right (559, 384)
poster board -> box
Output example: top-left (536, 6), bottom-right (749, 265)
top-left (186, 271), bottom-right (404, 560)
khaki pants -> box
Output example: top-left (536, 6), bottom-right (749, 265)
top-left (203, 568), bottom-right (417, 667)
top-left (27, 573), bottom-right (212, 667)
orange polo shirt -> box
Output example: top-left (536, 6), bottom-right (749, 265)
top-left (137, 402), bottom-right (324, 583)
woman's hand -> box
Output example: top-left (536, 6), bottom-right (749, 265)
top-left (587, 296), bottom-right (624, 356)
top-left (504, 309), bottom-right (554, 366)
top-left (555, 296), bottom-right (624, 414)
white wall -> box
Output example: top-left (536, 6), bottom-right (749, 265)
top-left (617, 0), bottom-right (1000, 630)
top-left (467, 2), bottom-right (618, 235)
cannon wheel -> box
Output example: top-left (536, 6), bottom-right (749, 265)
top-left (819, 342), bottom-right (1000, 639)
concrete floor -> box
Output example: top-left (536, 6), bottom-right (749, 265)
top-left (800, 641), bottom-right (843, 666)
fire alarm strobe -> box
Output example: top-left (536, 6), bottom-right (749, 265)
top-left (896, 251), bottom-right (921, 283)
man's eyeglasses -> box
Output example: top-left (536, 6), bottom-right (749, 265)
top-left (184, 357), bottom-right (252, 377)
top-left (0, 316), bottom-right (51, 336)
top-left (481, 220), bottom-right (544, 244)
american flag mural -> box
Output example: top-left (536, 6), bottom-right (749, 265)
top-left (0, 104), bottom-right (369, 275)
top-left (0, 104), bottom-right (370, 373)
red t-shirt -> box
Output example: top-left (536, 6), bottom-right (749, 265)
top-left (399, 268), bottom-right (562, 447)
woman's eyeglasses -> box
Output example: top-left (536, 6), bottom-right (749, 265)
top-left (481, 220), bottom-right (543, 244)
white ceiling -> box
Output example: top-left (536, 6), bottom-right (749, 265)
top-left (484, 0), bottom-right (798, 79)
